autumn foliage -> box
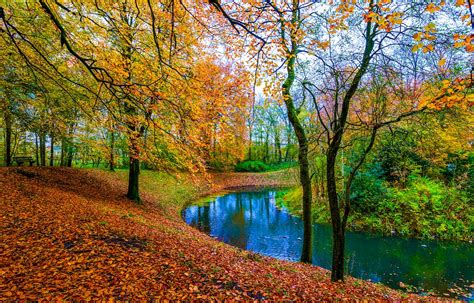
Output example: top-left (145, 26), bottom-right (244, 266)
top-left (0, 167), bottom-right (429, 300)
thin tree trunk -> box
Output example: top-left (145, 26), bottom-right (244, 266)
top-left (39, 131), bottom-right (46, 166)
top-left (35, 133), bottom-right (39, 166)
top-left (276, 133), bottom-right (282, 163)
top-left (4, 106), bottom-right (12, 166)
top-left (66, 122), bottom-right (76, 167)
top-left (66, 146), bottom-right (73, 167)
top-left (248, 131), bottom-right (253, 160)
top-left (264, 131), bottom-right (269, 163)
top-left (281, 1), bottom-right (312, 262)
top-left (285, 131), bottom-right (291, 162)
top-left (60, 138), bottom-right (65, 166)
top-left (109, 131), bottom-right (115, 171)
top-left (49, 134), bottom-right (54, 166)
top-left (325, 13), bottom-right (375, 281)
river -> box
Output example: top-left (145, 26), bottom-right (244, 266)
top-left (183, 189), bottom-right (473, 299)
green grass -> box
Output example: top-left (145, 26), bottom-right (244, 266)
top-left (235, 160), bottom-right (297, 173)
top-left (83, 167), bottom-right (205, 215)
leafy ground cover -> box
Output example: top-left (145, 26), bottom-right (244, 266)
top-left (0, 167), bottom-right (434, 300)
top-left (276, 175), bottom-right (473, 242)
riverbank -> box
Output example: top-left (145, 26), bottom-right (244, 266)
top-left (276, 186), bottom-right (473, 243)
top-left (0, 167), bottom-right (432, 300)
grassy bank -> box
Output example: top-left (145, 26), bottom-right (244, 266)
top-left (0, 167), bottom-right (427, 300)
top-left (276, 178), bottom-right (473, 242)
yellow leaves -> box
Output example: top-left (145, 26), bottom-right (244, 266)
top-left (411, 22), bottom-right (439, 53)
top-left (454, 41), bottom-right (465, 48)
top-left (386, 13), bottom-right (403, 25)
top-left (318, 40), bottom-right (330, 50)
top-left (365, 9), bottom-right (404, 32)
top-left (412, 43), bottom-right (423, 53)
top-left (413, 32), bottom-right (422, 42)
top-left (429, 77), bottom-right (473, 110)
top-left (364, 11), bottom-right (378, 22)
top-left (423, 22), bottom-right (436, 33)
top-left (455, 0), bottom-right (465, 6)
top-left (438, 57), bottom-right (447, 67)
top-left (336, 3), bottom-right (354, 14)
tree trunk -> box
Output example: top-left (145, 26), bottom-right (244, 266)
top-left (39, 131), bottom-right (46, 166)
top-left (285, 131), bottom-right (291, 162)
top-left (298, 142), bottom-right (313, 263)
top-left (248, 131), bottom-right (253, 160)
top-left (326, 151), bottom-right (344, 280)
top-left (60, 138), bottom-right (65, 166)
top-left (331, 224), bottom-right (345, 281)
top-left (276, 133), bottom-right (282, 163)
top-left (65, 122), bottom-right (76, 167)
top-left (264, 131), bottom-right (269, 163)
top-left (109, 131), bottom-right (115, 171)
top-left (35, 133), bottom-right (39, 166)
top-left (127, 152), bottom-right (140, 202)
top-left (49, 134), bottom-right (54, 166)
top-left (66, 148), bottom-right (73, 167)
top-left (281, 6), bottom-right (312, 262)
top-left (325, 15), bottom-right (375, 281)
top-left (4, 106), bottom-right (12, 166)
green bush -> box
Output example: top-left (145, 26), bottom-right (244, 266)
top-left (378, 176), bottom-right (473, 240)
top-left (277, 173), bottom-right (473, 241)
top-left (235, 160), bottom-right (270, 172)
top-left (350, 164), bottom-right (389, 213)
top-left (266, 161), bottom-right (298, 171)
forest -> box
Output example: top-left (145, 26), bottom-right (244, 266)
top-left (1, 0), bottom-right (473, 300)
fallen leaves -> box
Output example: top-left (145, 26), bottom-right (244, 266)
top-left (0, 167), bottom-right (433, 300)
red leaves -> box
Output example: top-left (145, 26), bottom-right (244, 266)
top-left (0, 167), bottom-right (426, 300)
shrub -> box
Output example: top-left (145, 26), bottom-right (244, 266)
top-left (235, 160), bottom-right (270, 172)
top-left (350, 166), bottom-right (389, 213)
top-left (383, 176), bottom-right (473, 240)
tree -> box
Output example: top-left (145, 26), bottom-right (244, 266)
top-left (300, 1), bottom-right (472, 280)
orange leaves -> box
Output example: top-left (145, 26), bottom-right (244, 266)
top-left (0, 167), bottom-right (425, 301)
top-left (386, 13), bottom-right (403, 26)
top-left (453, 33), bottom-right (473, 52)
top-left (413, 32), bottom-right (422, 42)
top-left (425, 77), bottom-right (473, 110)
top-left (318, 40), bottom-right (330, 50)
top-left (425, 3), bottom-right (441, 13)
top-left (422, 44), bottom-right (434, 53)
top-left (363, 4), bottom-right (404, 32)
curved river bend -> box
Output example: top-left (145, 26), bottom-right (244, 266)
top-left (183, 190), bottom-right (473, 299)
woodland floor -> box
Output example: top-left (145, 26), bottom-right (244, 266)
top-left (0, 167), bottom-right (441, 301)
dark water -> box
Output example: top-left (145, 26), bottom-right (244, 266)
top-left (183, 190), bottom-right (474, 299)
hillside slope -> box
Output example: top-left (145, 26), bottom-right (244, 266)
top-left (0, 167), bottom-right (423, 300)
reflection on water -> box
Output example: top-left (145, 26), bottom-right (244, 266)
top-left (183, 190), bottom-right (474, 299)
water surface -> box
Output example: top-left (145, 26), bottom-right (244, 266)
top-left (183, 190), bottom-right (473, 299)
